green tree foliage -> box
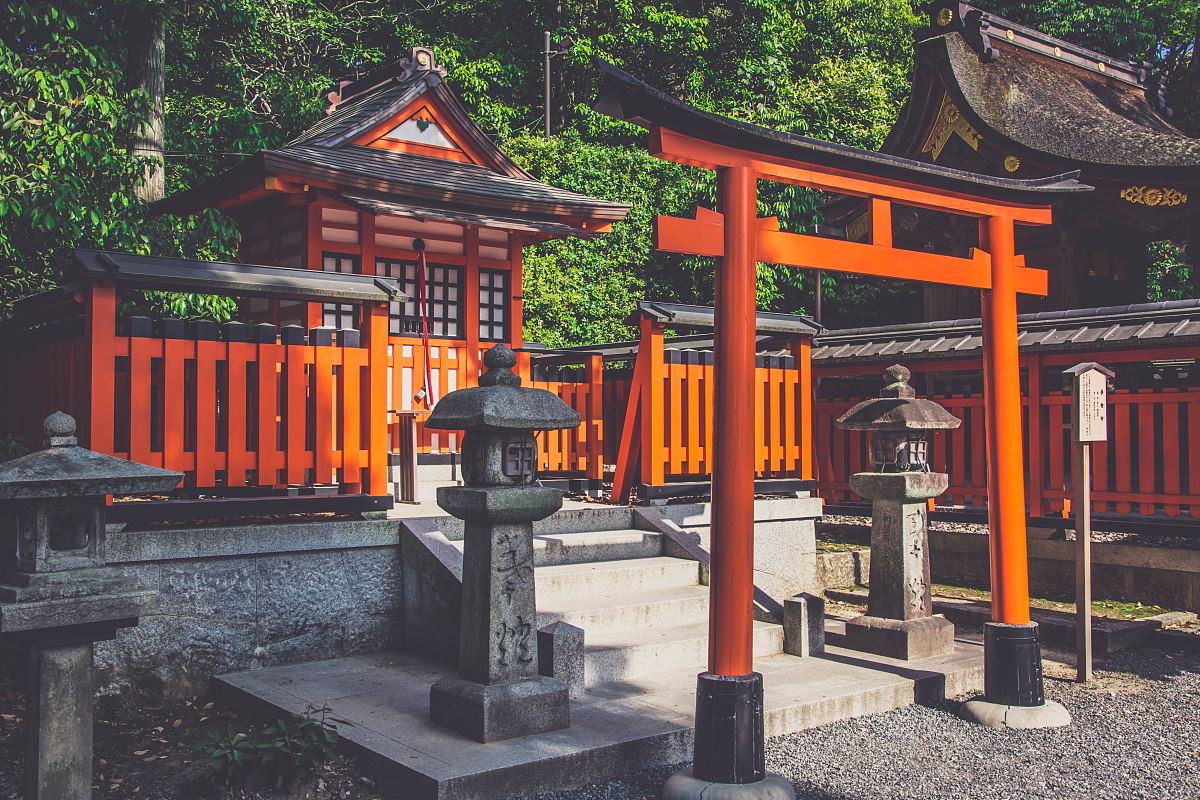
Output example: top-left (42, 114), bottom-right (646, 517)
top-left (0, 2), bottom-right (149, 312)
top-left (0, 0), bottom-right (240, 320)
top-left (1146, 240), bottom-right (1195, 300)
top-left (2, 0), bottom-right (1197, 337)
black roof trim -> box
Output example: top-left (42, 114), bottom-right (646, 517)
top-left (340, 193), bottom-right (595, 240)
top-left (593, 60), bottom-right (1092, 203)
top-left (72, 250), bottom-right (403, 304)
top-left (634, 300), bottom-right (822, 335)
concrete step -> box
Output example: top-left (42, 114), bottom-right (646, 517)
top-left (448, 529), bottom-right (662, 566)
top-left (583, 620), bottom-right (784, 687)
top-left (535, 557), bottom-right (701, 602)
top-left (532, 529), bottom-right (663, 566)
top-left (536, 584), bottom-right (711, 634)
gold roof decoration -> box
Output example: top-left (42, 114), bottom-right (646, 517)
top-left (921, 92), bottom-right (981, 161)
top-left (1119, 186), bottom-right (1188, 207)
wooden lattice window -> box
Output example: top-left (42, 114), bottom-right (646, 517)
top-left (322, 253), bottom-right (360, 329)
top-left (376, 258), bottom-right (462, 338)
top-left (478, 269), bottom-right (509, 342)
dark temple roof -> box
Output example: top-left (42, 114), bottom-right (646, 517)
top-left (156, 49), bottom-right (629, 229)
top-left (911, 3), bottom-right (1200, 178)
top-left (593, 60), bottom-right (1090, 203)
top-left (265, 146), bottom-right (627, 219)
top-left (813, 298), bottom-right (1200, 364)
top-left (71, 250), bottom-right (402, 304)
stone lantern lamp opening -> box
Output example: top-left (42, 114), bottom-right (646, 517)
top-left (0, 412), bottom-right (182, 800)
top-left (834, 365), bottom-right (962, 661)
top-left (423, 345), bottom-right (581, 743)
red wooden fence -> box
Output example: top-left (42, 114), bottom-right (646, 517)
top-left (1, 280), bottom-right (392, 498)
top-left (815, 355), bottom-right (1200, 519)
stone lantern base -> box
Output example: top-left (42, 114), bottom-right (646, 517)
top-left (843, 471), bottom-right (956, 662)
top-left (843, 614), bottom-right (955, 661)
top-left (430, 674), bottom-right (569, 743)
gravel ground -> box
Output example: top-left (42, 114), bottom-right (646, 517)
top-left (523, 647), bottom-right (1200, 800)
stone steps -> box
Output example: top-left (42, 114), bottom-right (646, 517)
top-left (533, 548), bottom-right (783, 688)
top-left (535, 556), bottom-right (700, 601)
top-left (582, 619), bottom-right (784, 687)
top-left (535, 584), bottom-right (710, 635)
top-left (450, 528), bottom-right (663, 567)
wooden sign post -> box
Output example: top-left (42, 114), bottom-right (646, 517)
top-left (1063, 362), bottom-right (1114, 683)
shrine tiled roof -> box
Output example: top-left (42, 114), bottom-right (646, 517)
top-left (813, 299), bottom-right (1200, 364)
top-left (919, 3), bottom-right (1200, 176)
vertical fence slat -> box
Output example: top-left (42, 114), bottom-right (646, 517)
top-left (163, 337), bottom-right (193, 477)
top-left (1161, 398), bottom-right (1180, 516)
top-left (195, 339), bottom-right (222, 487)
top-left (314, 344), bottom-right (338, 484)
top-left (1136, 392), bottom-right (1157, 516)
top-left (1113, 395), bottom-right (1132, 514)
top-left (226, 342), bottom-right (254, 487)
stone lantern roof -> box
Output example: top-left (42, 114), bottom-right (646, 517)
top-left (0, 412), bottom-right (182, 500)
top-left (425, 346), bottom-right (581, 431)
top-left (835, 365), bottom-right (961, 432)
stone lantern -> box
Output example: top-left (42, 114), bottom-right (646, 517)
top-left (424, 345), bottom-right (581, 742)
top-left (835, 365), bottom-right (961, 660)
top-left (0, 412), bottom-right (182, 800)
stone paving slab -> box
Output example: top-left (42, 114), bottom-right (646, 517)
top-left (214, 637), bottom-right (983, 800)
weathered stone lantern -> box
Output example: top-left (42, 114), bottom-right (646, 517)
top-left (424, 345), bottom-right (580, 742)
top-left (835, 365), bottom-right (961, 660)
top-left (0, 412), bottom-right (182, 800)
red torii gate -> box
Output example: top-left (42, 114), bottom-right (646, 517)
top-left (595, 63), bottom-right (1091, 794)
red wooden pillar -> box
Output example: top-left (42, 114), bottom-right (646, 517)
top-left (709, 163), bottom-right (757, 677)
top-left (85, 281), bottom-right (118, 454)
top-left (363, 301), bottom-right (391, 499)
top-left (981, 215), bottom-right (1030, 626)
top-left (969, 214), bottom-right (1055, 717)
top-left (638, 316), bottom-right (666, 493)
top-left (587, 353), bottom-right (605, 482)
top-left (689, 162), bottom-right (768, 788)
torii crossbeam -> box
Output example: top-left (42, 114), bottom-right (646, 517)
top-left (595, 61), bottom-right (1091, 796)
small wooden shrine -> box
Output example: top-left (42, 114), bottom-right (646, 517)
top-left (828, 2), bottom-right (1200, 320)
top-left (157, 48), bottom-right (628, 444)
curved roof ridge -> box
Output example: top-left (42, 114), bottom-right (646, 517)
top-left (593, 59), bottom-right (1091, 202)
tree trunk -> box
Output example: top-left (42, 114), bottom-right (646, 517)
top-left (127, 9), bottom-right (166, 203)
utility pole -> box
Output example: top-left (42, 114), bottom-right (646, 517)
top-left (543, 31), bottom-right (553, 137)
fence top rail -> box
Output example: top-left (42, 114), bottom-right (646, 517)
top-left (72, 249), bottom-right (405, 305)
top-left (527, 332), bottom-right (799, 366)
top-left (814, 297), bottom-right (1200, 365)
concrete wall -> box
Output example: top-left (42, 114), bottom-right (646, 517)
top-left (817, 529), bottom-right (1200, 614)
top-left (97, 519), bottom-right (408, 699)
top-left (661, 495), bottom-right (823, 603)
top-left (92, 507), bottom-right (643, 699)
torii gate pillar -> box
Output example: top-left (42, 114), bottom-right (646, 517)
top-left (961, 216), bottom-right (1072, 728)
top-left (663, 169), bottom-right (797, 799)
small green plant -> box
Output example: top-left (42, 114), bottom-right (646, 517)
top-left (0, 434), bottom-right (28, 463)
top-left (197, 704), bottom-right (348, 788)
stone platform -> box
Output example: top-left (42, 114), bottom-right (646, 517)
top-left (214, 629), bottom-right (982, 800)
